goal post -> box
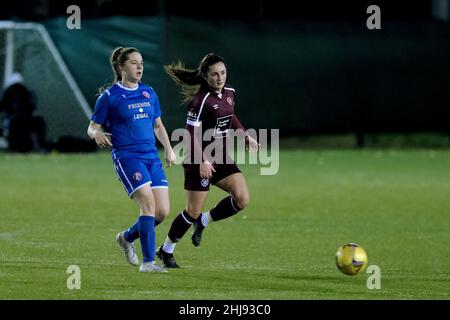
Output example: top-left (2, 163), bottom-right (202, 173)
top-left (0, 21), bottom-right (92, 143)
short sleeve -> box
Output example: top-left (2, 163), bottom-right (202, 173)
top-left (91, 91), bottom-right (110, 125)
top-left (186, 93), bottom-right (208, 127)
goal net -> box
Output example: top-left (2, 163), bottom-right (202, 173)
top-left (0, 21), bottom-right (91, 144)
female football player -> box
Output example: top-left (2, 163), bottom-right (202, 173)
top-left (157, 53), bottom-right (259, 267)
top-left (87, 47), bottom-right (176, 272)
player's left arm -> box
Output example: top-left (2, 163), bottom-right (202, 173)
top-left (154, 117), bottom-right (176, 167)
top-left (231, 97), bottom-right (260, 152)
top-left (230, 90), bottom-right (259, 152)
top-left (232, 115), bottom-right (260, 152)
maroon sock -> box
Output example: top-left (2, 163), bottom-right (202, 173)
top-left (210, 196), bottom-right (242, 222)
top-left (167, 210), bottom-right (195, 242)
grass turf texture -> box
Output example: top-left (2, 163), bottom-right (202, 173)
top-left (0, 150), bottom-right (449, 299)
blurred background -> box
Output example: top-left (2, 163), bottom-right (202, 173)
top-left (1, 1), bottom-right (450, 301)
top-left (0, 0), bottom-right (449, 151)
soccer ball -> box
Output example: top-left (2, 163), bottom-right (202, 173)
top-left (335, 243), bottom-right (368, 275)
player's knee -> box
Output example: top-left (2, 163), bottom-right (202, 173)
top-left (185, 206), bottom-right (202, 219)
top-left (156, 204), bottom-right (170, 221)
top-left (235, 192), bottom-right (249, 210)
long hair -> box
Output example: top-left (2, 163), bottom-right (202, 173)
top-left (98, 46), bottom-right (140, 95)
top-left (165, 53), bottom-right (225, 104)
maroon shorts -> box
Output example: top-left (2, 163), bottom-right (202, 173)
top-left (183, 162), bottom-right (241, 191)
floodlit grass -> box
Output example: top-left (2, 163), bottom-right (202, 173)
top-left (0, 149), bottom-right (449, 299)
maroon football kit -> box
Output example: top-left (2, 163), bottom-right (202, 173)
top-left (183, 84), bottom-right (246, 191)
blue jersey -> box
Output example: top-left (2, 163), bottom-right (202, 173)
top-left (91, 82), bottom-right (161, 159)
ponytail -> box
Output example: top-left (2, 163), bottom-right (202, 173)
top-left (164, 62), bottom-right (202, 104)
top-left (165, 53), bottom-right (225, 104)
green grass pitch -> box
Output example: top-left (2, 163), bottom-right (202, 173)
top-left (0, 149), bottom-right (449, 299)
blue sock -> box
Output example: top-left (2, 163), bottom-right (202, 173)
top-left (124, 218), bottom-right (161, 243)
top-left (124, 220), bottom-right (139, 242)
top-left (138, 216), bottom-right (155, 263)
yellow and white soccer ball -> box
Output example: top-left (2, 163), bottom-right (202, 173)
top-left (335, 243), bottom-right (368, 275)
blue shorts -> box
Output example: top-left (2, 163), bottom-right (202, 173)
top-left (113, 157), bottom-right (168, 198)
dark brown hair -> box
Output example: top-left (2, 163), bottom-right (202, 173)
top-left (164, 53), bottom-right (225, 104)
top-left (98, 46), bottom-right (140, 95)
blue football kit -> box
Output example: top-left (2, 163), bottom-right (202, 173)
top-left (91, 82), bottom-right (168, 197)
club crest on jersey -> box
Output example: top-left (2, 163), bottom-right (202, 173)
top-left (133, 172), bottom-right (143, 181)
top-left (201, 178), bottom-right (210, 187)
top-left (142, 91), bottom-right (150, 99)
top-left (227, 97), bottom-right (233, 105)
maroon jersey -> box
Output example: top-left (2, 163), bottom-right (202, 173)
top-left (184, 84), bottom-right (246, 165)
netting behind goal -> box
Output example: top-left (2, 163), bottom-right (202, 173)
top-left (0, 22), bottom-right (91, 143)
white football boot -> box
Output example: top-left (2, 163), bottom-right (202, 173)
top-left (116, 231), bottom-right (139, 266)
top-left (139, 261), bottom-right (167, 273)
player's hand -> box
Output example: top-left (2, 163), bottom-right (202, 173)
top-left (164, 148), bottom-right (177, 167)
top-left (94, 131), bottom-right (112, 148)
top-left (245, 135), bottom-right (260, 152)
top-left (200, 161), bottom-right (216, 179)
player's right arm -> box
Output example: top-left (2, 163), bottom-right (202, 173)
top-left (87, 91), bottom-right (112, 148)
top-left (87, 121), bottom-right (112, 148)
top-left (199, 160), bottom-right (215, 180)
